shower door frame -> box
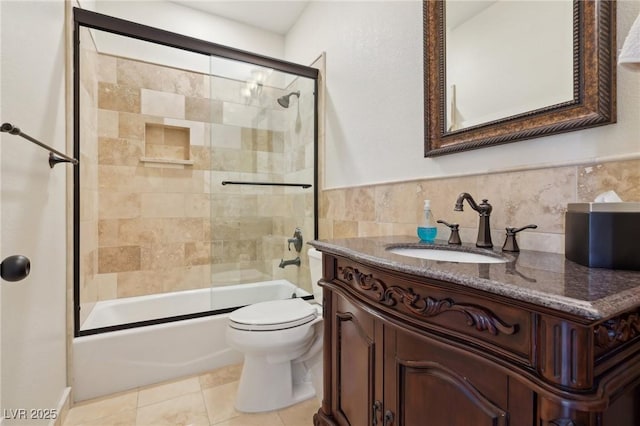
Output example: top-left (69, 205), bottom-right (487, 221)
top-left (73, 7), bottom-right (319, 337)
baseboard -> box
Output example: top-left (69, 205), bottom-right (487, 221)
top-left (50, 387), bottom-right (71, 426)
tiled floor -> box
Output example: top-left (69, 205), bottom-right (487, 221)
top-left (63, 364), bottom-right (320, 426)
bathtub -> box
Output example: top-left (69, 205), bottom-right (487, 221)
top-left (73, 280), bottom-right (311, 402)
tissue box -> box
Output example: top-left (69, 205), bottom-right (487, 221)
top-left (565, 202), bottom-right (640, 270)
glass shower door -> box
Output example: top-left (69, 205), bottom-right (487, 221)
top-left (76, 27), bottom-right (216, 332)
top-left (208, 56), bottom-right (317, 305)
top-left (74, 10), bottom-right (318, 335)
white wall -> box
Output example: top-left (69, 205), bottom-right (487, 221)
top-left (78, 1), bottom-right (290, 91)
top-left (285, 1), bottom-right (424, 189)
top-left (285, 0), bottom-right (640, 189)
top-left (0, 1), bottom-right (68, 422)
top-left (447, 1), bottom-right (573, 129)
top-left (89, 0), bottom-right (285, 60)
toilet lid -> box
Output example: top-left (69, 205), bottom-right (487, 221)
top-left (229, 298), bottom-right (318, 331)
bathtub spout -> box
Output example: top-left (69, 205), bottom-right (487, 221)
top-left (279, 257), bottom-right (301, 268)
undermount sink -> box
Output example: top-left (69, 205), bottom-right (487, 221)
top-left (387, 247), bottom-right (508, 264)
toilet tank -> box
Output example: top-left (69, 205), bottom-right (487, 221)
top-left (307, 248), bottom-right (323, 304)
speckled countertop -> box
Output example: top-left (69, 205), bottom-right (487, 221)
top-left (309, 236), bottom-right (640, 321)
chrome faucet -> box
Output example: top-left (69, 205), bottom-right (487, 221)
top-left (279, 257), bottom-right (301, 268)
top-left (454, 193), bottom-right (493, 248)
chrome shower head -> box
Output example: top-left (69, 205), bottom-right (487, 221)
top-left (277, 91), bottom-right (300, 108)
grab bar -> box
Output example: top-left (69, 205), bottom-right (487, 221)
top-left (221, 181), bottom-right (311, 189)
top-left (1, 122), bottom-right (79, 168)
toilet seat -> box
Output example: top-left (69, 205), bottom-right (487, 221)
top-left (229, 298), bottom-right (318, 331)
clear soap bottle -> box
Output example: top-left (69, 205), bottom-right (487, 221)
top-left (418, 200), bottom-right (437, 242)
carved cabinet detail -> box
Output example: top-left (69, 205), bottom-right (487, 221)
top-left (338, 265), bottom-right (517, 336)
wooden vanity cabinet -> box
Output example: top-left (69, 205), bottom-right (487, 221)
top-left (389, 326), bottom-right (535, 426)
top-left (313, 253), bottom-right (640, 426)
top-left (318, 282), bottom-right (526, 426)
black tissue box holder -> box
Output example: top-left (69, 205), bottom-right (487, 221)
top-left (565, 202), bottom-right (640, 270)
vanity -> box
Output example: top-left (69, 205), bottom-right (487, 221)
top-left (310, 236), bottom-right (640, 426)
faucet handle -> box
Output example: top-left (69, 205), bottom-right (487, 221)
top-left (287, 227), bottom-right (303, 252)
top-left (502, 224), bottom-right (537, 252)
top-left (437, 220), bottom-right (462, 245)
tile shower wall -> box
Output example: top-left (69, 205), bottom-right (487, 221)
top-left (79, 49), bottom-right (315, 318)
top-left (208, 73), bottom-right (315, 292)
top-left (319, 159), bottom-right (640, 254)
top-left (95, 55), bottom-right (212, 302)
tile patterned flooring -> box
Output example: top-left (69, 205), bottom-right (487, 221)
top-left (63, 364), bottom-right (320, 426)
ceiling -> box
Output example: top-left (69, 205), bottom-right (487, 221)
top-left (171, 1), bottom-right (310, 35)
top-left (447, 1), bottom-right (497, 30)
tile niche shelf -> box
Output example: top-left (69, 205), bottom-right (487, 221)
top-left (140, 123), bottom-right (194, 166)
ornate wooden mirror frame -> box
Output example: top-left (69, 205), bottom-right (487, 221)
top-left (424, 0), bottom-right (616, 157)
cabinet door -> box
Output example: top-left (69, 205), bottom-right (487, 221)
top-left (332, 292), bottom-right (379, 425)
top-left (390, 327), bottom-right (511, 426)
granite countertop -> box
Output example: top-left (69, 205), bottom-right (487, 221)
top-left (309, 236), bottom-right (640, 321)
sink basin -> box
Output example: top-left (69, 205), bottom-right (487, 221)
top-left (387, 247), bottom-right (508, 264)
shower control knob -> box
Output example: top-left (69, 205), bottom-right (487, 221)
top-left (1, 255), bottom-right (31, 282)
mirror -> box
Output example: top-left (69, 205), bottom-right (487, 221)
top-left (424, 0), bottom-right (616, 157)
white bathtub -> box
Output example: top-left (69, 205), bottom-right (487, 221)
top-left (73, 280), bottom-right (310, 402)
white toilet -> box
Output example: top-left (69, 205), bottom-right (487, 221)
top-left (226, 247), bottom-right (324, 413)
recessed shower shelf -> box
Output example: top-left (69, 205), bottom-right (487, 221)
top-left (139, 157), bottom-right (194, 166)
top-left (143, 122), bottom-right (192, 166)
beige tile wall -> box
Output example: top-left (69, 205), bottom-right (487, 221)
top-left (207, 72), bottom-right (317, 293)
top-left (318, 158), bottom-right (640, 254)
top-left (95, 53), bottom-right (212, 301)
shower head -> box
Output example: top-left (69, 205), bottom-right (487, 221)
top-left (277, 91), bottom-right (300, 108)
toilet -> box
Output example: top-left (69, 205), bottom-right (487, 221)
top-left (226, 247), bottom-right (324, 413)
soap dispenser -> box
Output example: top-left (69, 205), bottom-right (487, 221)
top-left (417, 200), bottom-right (437, 242)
